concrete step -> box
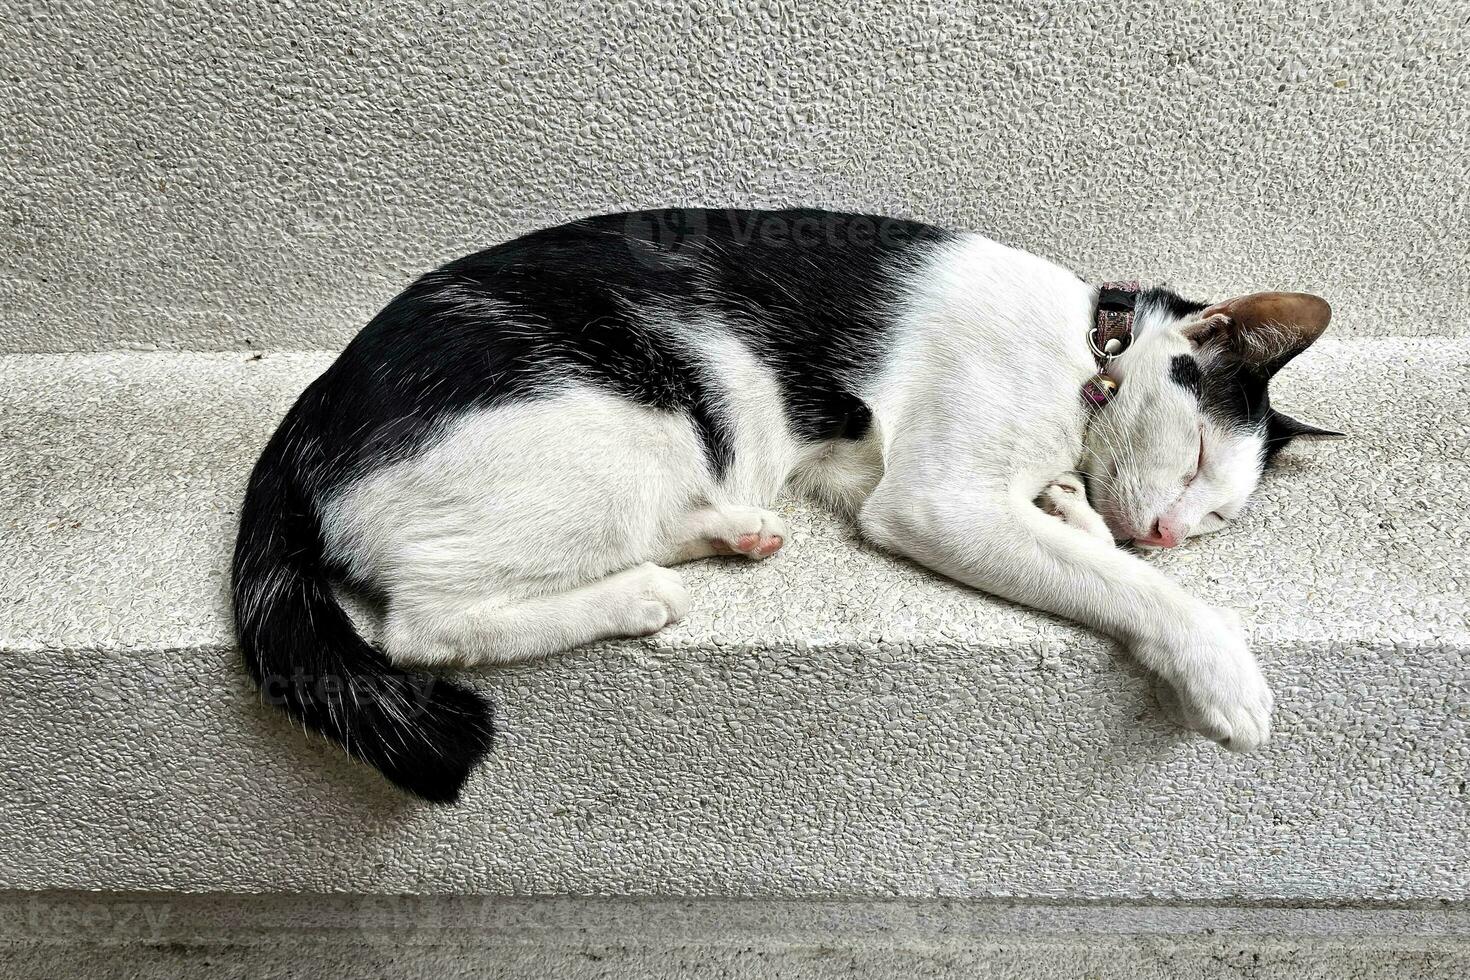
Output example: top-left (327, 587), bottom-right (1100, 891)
top-left (2, 891), bottom-right (1467, 980)
top-left (0, 340), bottom-right (1466, 911)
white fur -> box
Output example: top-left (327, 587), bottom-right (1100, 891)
top-left (323, 233), bottom-right (1274, 750)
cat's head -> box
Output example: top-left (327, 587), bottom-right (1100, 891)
top-left (1079, 288), bottom-right (1341, 549)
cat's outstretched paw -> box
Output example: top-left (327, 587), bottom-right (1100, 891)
top-left (611, 563), bottom-right (691, 636)
top-left (707, 507), bottom-right (788, 560)
top-left (1036, 474), bottom-right (1113, 543)
top-left (1143, 607), bottom-right (1274, 752)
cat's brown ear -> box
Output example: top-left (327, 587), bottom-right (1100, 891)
top-left (1183, 292), bottom-right (1331, 375)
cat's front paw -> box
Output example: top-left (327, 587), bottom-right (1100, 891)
top-left (611, 563), bottom-right (691, 636)
top-left (1147, 608), bottom-right (1274, 752)
top-left (1036, 474), bottom-right (1113, 543)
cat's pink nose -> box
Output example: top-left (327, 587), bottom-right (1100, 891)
top-left (1134, 519), bottom-right (1181, 549)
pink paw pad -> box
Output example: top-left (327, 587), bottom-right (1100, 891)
top-left (724, 531), bottom-right (784, 559)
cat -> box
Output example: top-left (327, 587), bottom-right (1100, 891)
top-left (232, 208), bottom-right (1339, 802)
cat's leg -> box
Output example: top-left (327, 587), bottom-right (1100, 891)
top-left (659, 505), bottom-right (789, 564)
top-left (1035, 473), bottom-right (1114, 543)
top-left (384, 563), bottom-right (690, 668)
top-left (327, 388), bottom-right (719, 665)
top-left (860, 466), bottom-right (1273, 751)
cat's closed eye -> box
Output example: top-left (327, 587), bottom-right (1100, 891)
top-left (1187, 430), bottom-right (1205, 483)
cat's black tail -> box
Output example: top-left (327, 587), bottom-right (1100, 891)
top-left (231, 422), bottom-right (493, 804)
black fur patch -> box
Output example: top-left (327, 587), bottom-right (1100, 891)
top-left (1263, 414), bottom-right (1295, 466)
top-left (1169, 355), bottom-right (1202, 396)
top-left (1206, 367), bottom-right (1303, 472)
top-left (839, 398), bottom-right (874, 440)
top-left (1138, 286), bottom-right (1208, 323)
top-left (1199, 361), bottom-right (1273, 435)
top-left (293, 209), bottom-right (949, 491)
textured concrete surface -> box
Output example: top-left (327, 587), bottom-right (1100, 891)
top-left (6, 943), bottom-right (1468, 980)
top-left (3, 0), bottom-right (1469, 352)
top-left (2, 892), bottom-right (1468, 979)
top-left (1, 339), bottom-right (1466, 899)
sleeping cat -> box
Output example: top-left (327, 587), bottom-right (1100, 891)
top-left (232, 208), bottom-right (1338, 802)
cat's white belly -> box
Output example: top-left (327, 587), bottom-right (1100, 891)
top-left (318, 379), bottom-right (872, 666)
top-left (322, 387), bottom-right (715, 600)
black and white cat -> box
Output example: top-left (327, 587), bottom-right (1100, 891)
top-left (233, 209), bottom-right (1338, 802)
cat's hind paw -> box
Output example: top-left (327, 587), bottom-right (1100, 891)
top-left (706, 506), bottom-right (788, 560)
